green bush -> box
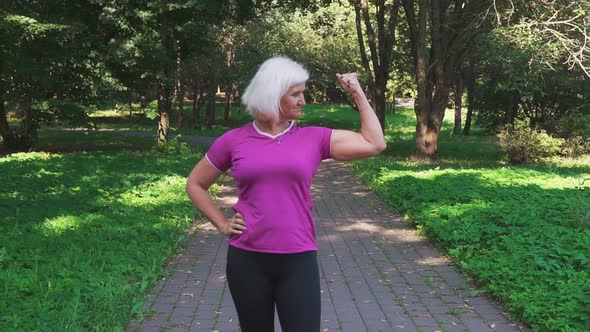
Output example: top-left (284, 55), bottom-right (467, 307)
top-left (498, 122), bottom-right (564, 164)
top-left (561, 136), bottom-right (590, 158)
top-left (2, 128), bottom-right (35, 149)
top-left (556, 113), bottom-right (590, 139)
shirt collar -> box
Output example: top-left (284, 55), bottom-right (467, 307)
top-left (252, 121), bottom-right (295, 139)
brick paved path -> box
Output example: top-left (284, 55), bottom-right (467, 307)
top-left (128, 159), bottom-right (527, 332)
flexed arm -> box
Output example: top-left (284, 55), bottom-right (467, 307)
top-left (330, 72), bottom-right (386, 161)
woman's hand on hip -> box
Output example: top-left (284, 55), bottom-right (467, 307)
top-left (221, 212), bottom-right (247, 236)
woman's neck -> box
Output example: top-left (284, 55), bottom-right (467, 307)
top-left (254, 119), bottom-right (291, 136)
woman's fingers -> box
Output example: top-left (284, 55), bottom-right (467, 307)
top-left (232, 213), bottom-right (246, 226)
top-left (225, 213), bottom-right (247, 235)
top-left (336, 72), bottom-right (359, 92)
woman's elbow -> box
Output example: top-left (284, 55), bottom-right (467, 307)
top-left (372, 141), bottom-right (386, 155)
top-left (377, 141), bottom-right (387, 153)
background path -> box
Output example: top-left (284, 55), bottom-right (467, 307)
top-left (127, 159), bottom-right (528, 332)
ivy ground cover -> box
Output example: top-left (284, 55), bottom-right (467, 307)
top-left (352, 157), bottom-right (590, 331)
top-left (0, 147), bottom-right (204, 330)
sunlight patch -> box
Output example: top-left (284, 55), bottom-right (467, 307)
top-left (416, 256), bottom-right (449, 266)
top-left (41, 215), bottom-right (84, 235)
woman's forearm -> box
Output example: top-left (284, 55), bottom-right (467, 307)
top-left (353, 90), bottom-right (387, 152)
top-left (186, 183), bottom-right (230, 233)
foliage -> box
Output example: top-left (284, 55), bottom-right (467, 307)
top-left (556, 113), bottom-right (590, 140)
top-left (241, 2), bottom-right (361, 103)
top-left (498, 122), bottom-right (564, 165)
top-left (555, 114), bottom-right (590, 157)
top-left (2, 128), bottom-right (35, 150)
top-left (352, 156), bottom-right (590, 332)
top-left (470, 1), bottom-right (589, 131)
top-left (0, 11), bottom-right (101, 101)
top-left (0, 148), bottom-right (207, 330)
top-left (561, 136), bottom-right (590, 159)
top-left (2, 100), bottom-right (96, 148)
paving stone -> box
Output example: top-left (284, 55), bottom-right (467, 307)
top-left (126, 159), bottom-right (529, 332)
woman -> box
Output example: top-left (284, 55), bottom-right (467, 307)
top-left (185, 56), bottom-right (386, 332)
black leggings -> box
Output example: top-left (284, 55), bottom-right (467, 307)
top-left (226, 245), bottom-right (321, 332)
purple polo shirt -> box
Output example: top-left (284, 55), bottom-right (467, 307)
top-left (205, 121), bottom-right (333, 253)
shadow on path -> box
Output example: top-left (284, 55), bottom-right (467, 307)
top-left (127, 157), bottom-right (529, 332)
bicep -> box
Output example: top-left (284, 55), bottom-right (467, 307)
top-left (330, 129), bottom-right (380, 161)
top-left (187, 157), bottom-right (223, 190)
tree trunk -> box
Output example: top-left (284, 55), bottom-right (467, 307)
top-left (20, 93), bottom-right (37, 147)
top-left (453, 71), bottom-right (464, 135)
top-left (192, 92), bottom-right (203, 130)
top-left (351, 0), bottom-right (401, 133)
top-left (140, 95), bottom-right (147, 114)
top-left (191, 66), bottom-right (201, 129)
top-left (177, 78), bottom-right (185, 129)
top-left (505, 93), bottom-right (519, 125)
top-left (224, 88), bottom-right (231, 121)
top-left (415, 120), bottom-right (440, 158)
top-left (234, 84), bottom-right (242, 114)
top-left (404, 0), bottom-right (473, 159)
top-left (157, 79), bottom-right (172, 145)
top-left (374, 74), bottom-right (387, 130)
top-left (0, 94), bottom-right (9, 141)
top-left (463, 66), bottom-right (475, 135)
top-left (175, 39), bottom-right (184, 129)
top-left (206, 82), bottom-right (216, 129)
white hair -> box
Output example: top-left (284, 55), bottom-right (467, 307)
top-left (241, 56), bottom-right (309, 118)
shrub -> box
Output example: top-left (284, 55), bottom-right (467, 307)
top-left (561, 136), bottom-right (590, 158)
top-left (498, 122), bottom-right (564, 164)
top-left (556, 113), bottom-right (590, 139)
top-left (2, 128), bottom-right (35, 149)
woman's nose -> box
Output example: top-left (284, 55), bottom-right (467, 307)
top-left (299, 95), bottom-right (306, 105)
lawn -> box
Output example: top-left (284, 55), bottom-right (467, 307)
top-left (352, 156), bottom-right (590, 331)
top-left (0, 143), bottom-right (211, 331)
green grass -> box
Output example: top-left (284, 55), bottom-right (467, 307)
top-left (39, 128), bottom-right (156, 149)
top-left (352, 154), bottom-right (590, 331)
top-left (0, 144), bottom-right (210, 331)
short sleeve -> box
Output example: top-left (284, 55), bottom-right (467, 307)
top-left (205, 132), bottom-right (233, 172)
top-left (320, 127), bottom-right (333, 160)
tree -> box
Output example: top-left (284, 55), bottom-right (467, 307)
top-left (0, 1), bottom-right (103, 148)
top-left (349, 0), bottom-right (401, 132)
top-left (402, 0), bottom-right (498, 159)
top-left (468, 1), bottom-right (588, 132)
top-left (245, 2), bottom-right (362, 104)
top-left (99, 0), bottom-right (243, 143)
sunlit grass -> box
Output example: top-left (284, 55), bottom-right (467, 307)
top-left (0, 146), bottom-right (207, 331)
top-left (353, 151), bottom-right (590, 331)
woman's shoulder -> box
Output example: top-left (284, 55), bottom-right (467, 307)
top-left (211, 122), bottom-right (253, 146)
top-left (298, 125), bottom-right (333, 137)
top-left (298, 125), bottom-right (332, 132)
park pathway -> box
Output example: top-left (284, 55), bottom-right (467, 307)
top-left (127, 157), bottom-right (528, 332)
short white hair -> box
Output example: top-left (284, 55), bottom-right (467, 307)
top-left (241, 56), bottom-right (309, 118)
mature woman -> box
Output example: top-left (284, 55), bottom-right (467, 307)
top-left (185, 56), bottom-right (386, 332)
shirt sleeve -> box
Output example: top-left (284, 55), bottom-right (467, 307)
top-left (205, 132), bottom-right (233, 172)
top-left (320, 127), bottom-right (333, 160)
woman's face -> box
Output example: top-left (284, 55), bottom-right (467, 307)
top-left (279, 83), bottom-right (306, 120)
